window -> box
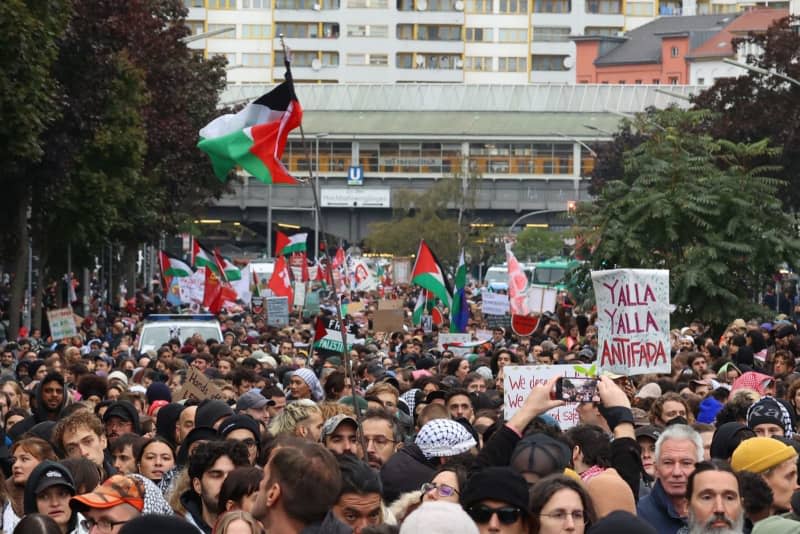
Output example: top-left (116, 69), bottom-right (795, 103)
top-left (531, 26), bottom-right (569, 42)
top-left (322, 23), bottom-right (340, 37)
top-left (618, 80), bottom-right (625, 84)
top-left (417, 25), bottom-right (462, 41)
top-left (208, 0), bottom-right (236, 7)
top-left (321, 51), bottom-right (339, 66)
top-left (697, 77), bottom-right (705, 85)
top-left (465, 0), bottom-right (493, 11)
top-left (465, 28), bottom-right (493, 42)
top-left (242, 0), bottom-right (270, 6)
top-left (652, 78), bottom-right (660, 84)
top-left (241, 24), bottom-right (271, 39)
top-left (396, 24), bottom-right (413, 39)
top-left (396, 53), bottom-right (413, 68)
top-left (464, 56), bottom-right (492, 71)
top-left (634, 79), bottom-right (642, 84)
top-left (397, 0), bottom-right (414, 9)
top-left (531, 54), bottom-right (568, 71)
top-left (276, 0), bottom-right (339, 8)
top-left (186, 21), bottom-right (204, 35)
top-left (498, 28), bottom-right (527, 42)
top-left (348, 0), bottom-right (389, 6)
top-left (274, 51), bottom-right (333, 67)
top-left (347, 25), bottom-right (389, 37)
top-left (498, 56), bottom-right (526, 72)
top-left (426, 0), bottom-right (458, 10)
top-left (346, 53), bottom-right (388, 65)
top-left (414, 54), bottom-right (462, 69)
top-left (585, 0), bottom-right (620, 12)
top-left (274, 22), bottom-right (316, 38)
top-left (670, 46), bottom-right (679, 57)
top-left (207, 24), bottom-right (236, 38)
top-left (498, 0), bottom-right (528, 12)
top-left (184, 0), bottom-right (204, 7)
top-left (242, 53), bottom-right (270, 67)
top-left (534, 0), bottom-right (570, 12)
top-left (584, 26), bottom-right (622, 36)
top-left (624, 1), bottom-right (652, 15)
top-left (669, 76), bottom-right (678, 84)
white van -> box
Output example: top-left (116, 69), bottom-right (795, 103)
top-left (137, 314), bottom-right (223, 353)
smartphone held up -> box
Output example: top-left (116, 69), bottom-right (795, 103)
top-left (553, 377), bottom-right (598, 403)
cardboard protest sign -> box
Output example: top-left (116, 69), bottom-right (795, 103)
top-left (47, 308), bottom-right (77, 340)
top-left (177, 366), bottom-right (225, 401)
top-left (373, 310), bottom-right (404, 332)
top-left (503, 364), bottom-right (598, 428)
top-left (378, 299), bottom-right (403, 310)
top-left (346, 301), bottom-right (365, 315)
top-left (592, 269), bottom-right (670, 376)
top-left (481, 293), bottom-right (509, 316)
top-left (267, 297), bottom-right (290, 327)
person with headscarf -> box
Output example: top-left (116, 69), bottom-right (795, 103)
top-left (288, 368), bottom-right (324, 402)
top-left (746, 396), bottom-right (795, 438)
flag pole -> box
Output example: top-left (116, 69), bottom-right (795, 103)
top-left (279, 36), bottom-right (367, 451)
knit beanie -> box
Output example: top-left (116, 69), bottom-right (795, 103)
top-left (588, 511), bottom-right (657, 534)
top-left (747, 396), bottom-right (794, 437)
top-left (731, 437), bottom-right (797, 474)
top-left (195, 399), bottom-right (234, 429)
top-left (146, 382), bottom-right (172, 404)
top-left (462, 467), bottom-right (529, 511)
top-left (751, 516), bottom-right (800, 534)
top-left (399, 501), bottom-right (479, 534)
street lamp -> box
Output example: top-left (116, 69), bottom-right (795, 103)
top-left (583, 124), bottom-right (615, 136)
top-left (508, 209), bottom-right (569, 235)
top-left (607, 109), bottom-right (667, 132)
top-left (654, 87), bottom-right (692, 101)
top-left (723, 58), bottom-right (800, 88)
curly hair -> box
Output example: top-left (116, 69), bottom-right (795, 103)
top-left (649, 392), bottom-right (693, 425)
top-left (53, 410), bottom-right (104, 451)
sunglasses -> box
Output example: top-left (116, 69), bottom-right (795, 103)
top-left (467, 505), bottom-right (522, 525)
top-left (420, 482), bottom-right (459, 498)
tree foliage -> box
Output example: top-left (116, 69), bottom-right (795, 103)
top-left (693, 15), bottom-right (800, 210)
top-left (574, 108), bottom-right (800, 326)
top-left (512, 227), bottom-right (568, 262)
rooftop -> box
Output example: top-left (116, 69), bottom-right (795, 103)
top-left (687, 8), bottom-right (787, 59)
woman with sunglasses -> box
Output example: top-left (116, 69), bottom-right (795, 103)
top-left (462, 466), bottom-right (531, 534)
top-left (421, 464), bottom-right (468, 504)
top-left (529, 475), bottom-right (596, 534)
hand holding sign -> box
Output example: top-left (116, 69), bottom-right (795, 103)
top-left (508, 376), bottom-right (564, 434)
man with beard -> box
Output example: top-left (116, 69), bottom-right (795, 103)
top-left (683, 461), bottom-right (744, 534)
top-left (180, 440), bottom-right (250, 534)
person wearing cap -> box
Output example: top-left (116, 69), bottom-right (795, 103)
top-left (332, 455), bottom-right (385, 534)
top-left (635, 425), bottom-right (661, 493)
top-left (180, 440), bottom-right (250, 534)
top-left (731, 437), bottom-right (799, 513)
top-left (321, 414), bottom-right (361, 457)
top-left (746, 396), bottom-right (795, 438)
top-left (70, 474), bottom-right (144, 534)
top-left (683, 460), bottom-right (744, 534)
top-left (103, 401), bottom-right (141, 442)
top-left (462, 466), bottom-right (529, 534)
top-left (24, 461), bottom-right (78, 534)
top-left (219, 415), bottom-right (261, 466)
top-left (637, 425), bottom-right (704, 534)
top-left (194, 400), bottom-right (234, 432)
top-left (235, 391), bottom-right (273, 426)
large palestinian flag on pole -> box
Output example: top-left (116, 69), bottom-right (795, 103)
top-left (197, 78), bottom-right (302, 184)
top-left (158, 251), bottom-right (192, 278)
top-left (192, 241), bottom-right (219, 274)
top-left (411, 240), bottom-right (452, 308)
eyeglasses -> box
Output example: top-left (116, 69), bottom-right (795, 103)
top-left (420, 482), bottom-right (459, 498)
top-left (363, 435), bottom-right (395, 449)
top-left (467, 505), bottom-right (523, 525)
top-left (540, 510), bottom-right (587, 523)
top-left (80, 518), bottom-right (131, 533)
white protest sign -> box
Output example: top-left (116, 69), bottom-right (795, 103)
top-left (178, 268), bottom-right (205, 305)
top-left (293, 282), bottom-right (306, 308)
top-left (482, 292), bottom-right (509, 316)
top-left (503, 364), bottom-right (597, 428)
top-left (526, 286), bottom-right (558, 314)
top-left (438, 333), bottom-right (472, 350)
top-left (476, 329), bottom-right (493, 341)
top-left (47, 308), bottom-right (77, 340)
top-left (592, 269), bottom-right (671, 376)
top-left (267, 297), bottom-right (290, 327)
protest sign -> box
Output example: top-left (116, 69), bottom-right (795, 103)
top-left (476, 328), bottom-right (493, 341)
top-left (392, 258), bottom-right (411, 285)
top-left (178, 268), bottom-right (205, 306)
top-left (303, 290), bottom-right (321, 318)
top-left (592, 269), bottom-right (670, 376)
top-left (526, 286), bottom-right (558, 314)
top-left (47, 308), bottom-right (77, 340)
top-left (177, 366), bottom-right (225, 401)
top-left (503, 364), bottom-right (597, 428)
top-left (267, 297), bottom-right (290, 327)
top-left (346, 301), bottom-right (365, 315)
top-left (251, 296), bottom-right (264, 317)
top-left (378, 299), bottom-right (403, 311)
top-left (373, 309), bottom-right (404, 332)
top-left (485, 314), bottom-right (511, 330)
top-left (438, 333), bottom-right (472, 350)
top-left (482, 293), bottom-right (509, 316)
top-left (314, 316), bottom-right (350, 354)
top-left (293, 282), bottom-right (306, 308)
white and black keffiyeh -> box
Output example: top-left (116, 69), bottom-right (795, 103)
top-left (415, 419), bottom-right (477, 459)
top-left (746, 395), bottom-right (794, 438)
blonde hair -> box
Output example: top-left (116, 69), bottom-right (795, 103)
top-left (213, 510), bottom-right (261, 534)
top-left (267, 400), bottom-right (321, 437)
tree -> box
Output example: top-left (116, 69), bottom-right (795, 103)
top-left (693, 16), bottom-right (800, 210)
top-left (513, 227), bottom-right (568, 262)
top-left (574, 108), bottom-right (800, 326)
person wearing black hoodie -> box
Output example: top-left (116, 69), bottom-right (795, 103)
top-left (23, 461), bottom-right (78, 534)
top-left (8, 372), bottom-right (69, 441)
top-left (102, 401), bottom-right (141, 441)
top-left (180, 440), bottom-right (249, 534)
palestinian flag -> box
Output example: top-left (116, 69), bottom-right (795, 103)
top-left (158, 251), bottom-right (192, 278)
top-left (197, 78), bottom-right (302, 184)
top-left (411, 240), bottom-right (452, 308)
top-left (280, 233), bottom-right (308, 255)
top-left (192, 241), bottom-right (218, 274)
top-left (222, 257), bottom-right (242, 281)
top-left (450, 249), bottom-right (469, 333)
top-left (412, 290), bottom-right (426, 326)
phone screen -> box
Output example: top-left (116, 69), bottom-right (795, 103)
top-left (557, 377), bottom-right (598, 403)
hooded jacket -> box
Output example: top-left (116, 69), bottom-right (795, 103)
top-left (380, 443), bottom-right (436, 504)
top-left (23, 461), bottom-right (79, 533)
top-left (103, 400), bottom-right (142, 435)
top-left (9, 375), bottom-right (69, 440)
top-left (180, 489), bottom-right (212, 534)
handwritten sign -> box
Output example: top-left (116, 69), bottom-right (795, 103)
top-left (373, 309), bottom-right (404, 333)
top-left (503, 364), bottom-right (596, 428)
top-left (482, 293), bottom-right (509, 316)
top-left (177, 367), bottom-right (225, 401)
top-left (267, 297), bottom-right (290, 327)
top-left (438, 333), bottom-right (472, 350)
top-left (378, 299), bottom-right (403, 311)
top-left (526, 286), bottom-right (558, 314)
top-left (592, 269), bottom-right (670, 376)
top-left (47, 308), bottom-right (77, 341)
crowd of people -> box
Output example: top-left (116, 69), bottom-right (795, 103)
top-left (0, 287), bottom-right (799, 534)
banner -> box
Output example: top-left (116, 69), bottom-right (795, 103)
top-left (438, 333), bottom-right (472, 350)
top-left (314, 317), bottom-right (351, 354)
top-left (47, 308), bottom-right (77, 340)
top-left (267, 297), bottom-right (290, 327)
top-left (178, 268), bottom-right (205, 306)
top-left (503, 364), bottom-right (598, 428)
top-left (591, 269), bottom-right (671, 376)
top-left (482, 293), bottom-right (509, 316)
top-left (372, 309), bottom-right (404, 332)
top-left (177, 366), bottom-right (225, 401)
